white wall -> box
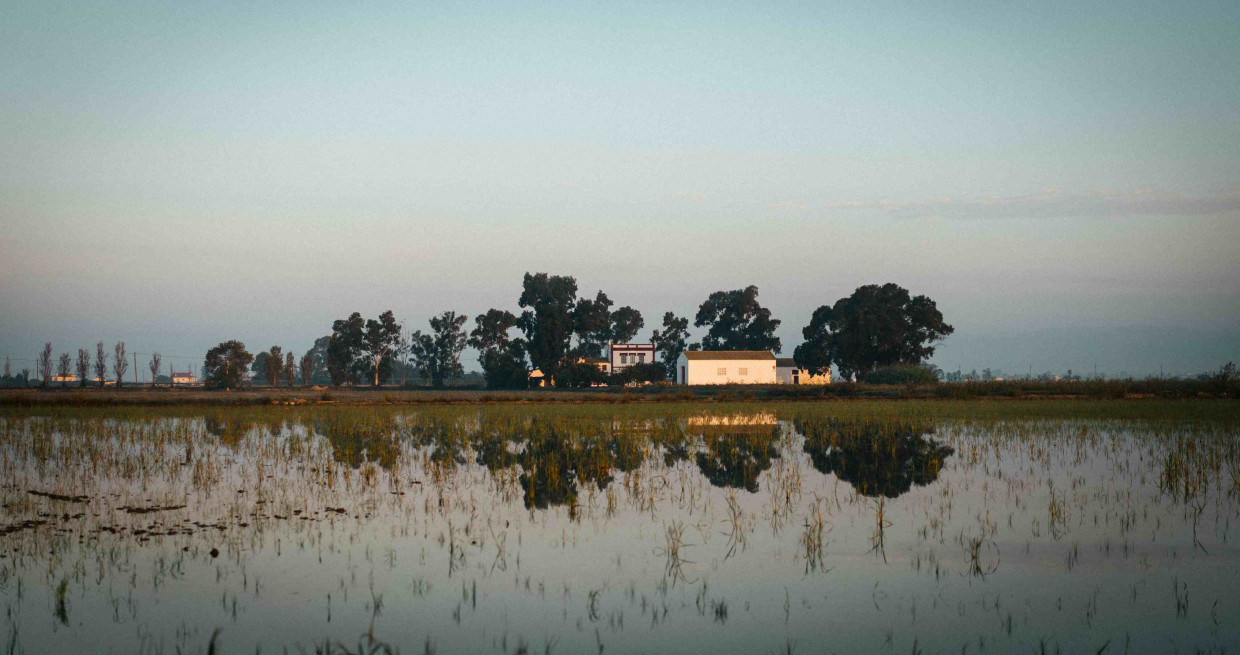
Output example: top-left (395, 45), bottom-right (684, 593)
top-left (777, 366), bottom-right (831, 385)
top-left (676, 355), bottom-right (776, 385)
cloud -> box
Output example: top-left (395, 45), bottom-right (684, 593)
top-left (823, 188), bottom-right (1240, 219)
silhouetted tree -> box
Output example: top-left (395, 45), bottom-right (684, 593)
top-left (694, 285), bottom-right (781, 352)
top-left (328, 313), bottom-right (365, 386)
top-left (76, 349), bottom-right (90, 387)
top-left (410, 311), bottom-right (469, 388)
top-left (650, 312), bottom-right (690, 378)
top-left (573, 290), bottom-right (613, 357)
top-left (37, 343), bottom-right (53, 388)
top-left (518, 273), bottom-right (578, 387)
top-left (56, 352), bottom-right (72, 387)
top-left (94, 342), bottom-right (107, 387)
top-left (148, 352), bottom-right (161, 387)
top-left (797, 418), bottom-right (953, 498)
top-left (610, 306), bottom-right (644, 344)
top-left (794, 283), bottom-right (953, 380)
top-left (469, 309), bottom-right (528, 389)
top-left (113, 342), bottom-right (128, 387)
top-left (299, 353), bottom-right (315, 387)
top-left (363, 310), bottom-right (401, 386)
top-left (284, 352), bottom-right (296, 386)
top-left (204, 341), bottom-right (254, 389)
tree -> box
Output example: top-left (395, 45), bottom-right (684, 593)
top-left (38, 343), bottom-right (52, 388)
top-left (518, 272), bottom-right (578, 387)
top-left (572, 290), bottom-right (613, 357)
top-left (650, 312), bottom-right (690, 378)
top-left (469, 309), bottom-right (529, 389)
top-left (304, 337), bottom-right (330, 385)
top-left (57, 353), bottom-right (72, 387)
top-left (610, 306), bottom-right (644, 344)
top-left (2, 356), bottom-right (8, 387)
top-left (94, 342), bottom-right (107, 387)
top-left (362, 310), bottom-right (401, 386)
top-left (328, 313), bottom-right (365, 386)
top-left (694, 285), bottom-right (781, 352)
top-left (267, 347), bottom-right (285, 385)
top-left (793, 283), bottom-right (953, 380)
top-left (76, 349), bottom-right (90, 387)
top-left (284, 352), bottom-right (296, 387)
top-left (410, 311), bottom-right (469, 388)
top-left (113, 342), bottom-right (128, 387)
top-left (251, 351), bottom-right (273, 384)
top-left (204, 341), bottom-right (255, 389)
top-left (299, 353), bottom-right (315, 387)
top-left (148, 352), bottom-right (161, 387)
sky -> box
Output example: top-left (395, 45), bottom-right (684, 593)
top-left (2, 1), bottom-right (1238, 378)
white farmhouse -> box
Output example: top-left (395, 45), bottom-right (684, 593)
top-left (776, 358), bottom-right (831, 385)
top-left (675, 351), bottom-right (776, 385)
top-left (607, 342), bottom-right (655, 375)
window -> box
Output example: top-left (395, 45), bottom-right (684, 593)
top-left (739, 367), bottom-right (748, 376)
top-left (620, 354), bottom-right (628, 364)
top-left (638, 354), bottom-right (645, 363)
top-left (717, 367), bottom-right (727, 376)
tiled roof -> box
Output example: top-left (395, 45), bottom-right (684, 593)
top-left (775, 358), bottom-right (796, 367)
top-left (682, 350), bottom-right (775, 361)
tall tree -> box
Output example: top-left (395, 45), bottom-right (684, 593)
top-left (264, 346), bottom-right (284, 386)
top-left (304, 337), bottom-right (331, 385)
top-left (148, 352), bottom-right (161, 387)
top-left (410, 311), bottom-right (469, 388)
top-left (251, 352), bottom-right (272, 384)
top-left (284, 352), bottom-right (297, 386)
top-left (650, 312), bottom-right (691, 378)
top-left (572, 290), bottom-right (613, 357)
top-left (38, 343), bottom-right (53, 388)
top-left (362, 310), bottom-right (401, 386)
top-left (469, 309), bottom-right (529, 389)
top-left (517, 272), bottom-right (578, 387)
top-left (609, 306), bottom-right (644, 344)
top-left (204, 341), bottom-right (254, 389)
top-left (328, 313), bottom-right (365, 386)
top-left (299, 353), bottom-right (315, 387)
top-left (57, 353), bottom-right (72, 387)
top-left (113, 342), bottom-right (128, 387)
top-left (3, 356), bottom-right (9, 387)
top-left (794, 283), bottom-right (953, 380)
top-left (693, 285), bottom-right (781, 352)
top-left (76, 349), bottom-right (90, 387)
top-left (94, 342), bottom-right (107, 387)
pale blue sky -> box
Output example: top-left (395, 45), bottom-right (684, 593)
top-left (2, 1), bottom-right (1237, 376)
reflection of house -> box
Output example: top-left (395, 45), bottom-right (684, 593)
top-left (776, 358), bottom-right (831, 385)
top-left (607, 342), bottom-right (655, 375)
top-left (675, 351), bottom-right (776, 385)
top-left (170, 369), bottom-right (197, 385)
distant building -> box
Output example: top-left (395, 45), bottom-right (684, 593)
top-left (170, 369), bottom-right (197, 385)
top-left (607, 342), bottom-right (655, 375)
top-left (528, 357), bottom-right (610, 387)
top-left (50, 374), bottom-right (78, 384)
top-left (775, 358), bottom-right (831, 385)
top-left (675, 351), bottom-right (776, 385)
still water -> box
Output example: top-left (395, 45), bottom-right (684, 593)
top-left (1, 404), bottom-right (1237, 653)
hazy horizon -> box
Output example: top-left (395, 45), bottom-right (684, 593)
top-left (3, 2), bottom-right (1237, 378)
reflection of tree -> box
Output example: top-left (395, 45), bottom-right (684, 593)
top-left (797, 418), bottom-right (952, 498)
top-left (316, 415), bottom-right (400, 470)
top-left (203, 415), bottom-right (254, 448)
top-left (694, 427), bottom-right (781, 493)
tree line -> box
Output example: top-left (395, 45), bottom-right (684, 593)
top-left (200, 274), bottom-right (953, 390)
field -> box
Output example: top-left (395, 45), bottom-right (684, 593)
top-left (1, 400), bottom-right (1238, 653)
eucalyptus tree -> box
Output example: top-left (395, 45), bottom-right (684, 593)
top-left (650, 312), bottom-right (690, 378)
top-left (410, 311), bottom-right (469, 388)
top-left (113, 342), bottom-right (128, 387)
top-left (469, 309), bottom-right (528, 389)
top-left (693, 285), bottom-right (781, 352)
top-left (518, 272), bottom-right (578, 386)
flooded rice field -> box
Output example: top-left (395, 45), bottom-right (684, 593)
top-left (1, 401), bottom-right (1238, 654)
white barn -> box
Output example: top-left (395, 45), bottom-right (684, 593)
top-left (675, 351), bottom-right (776, 385)
top-left (776, 358), bottom-right (831, 385)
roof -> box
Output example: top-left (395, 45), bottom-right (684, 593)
top-left (775, 358), bottom-right (796, 367)
top-left (682, 350), bottom-right (775, 361)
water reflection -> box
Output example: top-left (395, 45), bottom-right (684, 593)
top-left (796, 418), bottom-right (953, 498)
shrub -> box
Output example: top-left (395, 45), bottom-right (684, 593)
top-left (862, 364), bottom-right (940, 385)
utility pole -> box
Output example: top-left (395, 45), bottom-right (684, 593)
top-left (134, 352), bottom-right (139, 386)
